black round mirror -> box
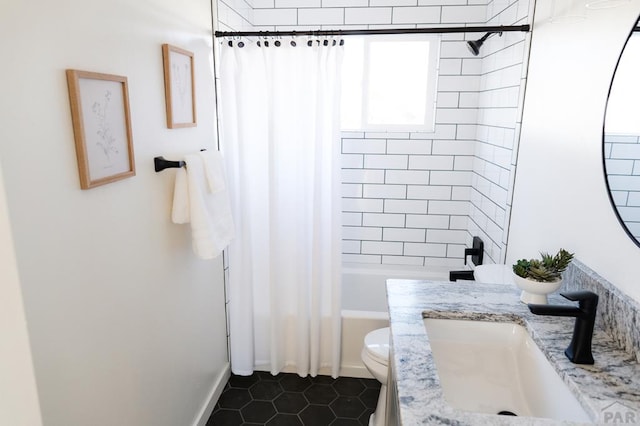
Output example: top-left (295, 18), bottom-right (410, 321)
top-left (604, 17), bottom-right (640, 246)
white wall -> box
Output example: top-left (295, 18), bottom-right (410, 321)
top-left (509, 0), bottom-right (640, 303)
top-left (0, 1), bottom-right (228, 425)
top-left (0, 164), bottom-right (42, 426)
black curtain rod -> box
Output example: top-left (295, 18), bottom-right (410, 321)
top-left (214, 24), bottom-right (530, 38)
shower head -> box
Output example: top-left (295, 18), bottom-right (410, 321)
top-left (466, 31), bottom-right (502, 56)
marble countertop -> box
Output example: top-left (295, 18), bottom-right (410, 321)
top-left (387, 280), bottom-right (640, 425)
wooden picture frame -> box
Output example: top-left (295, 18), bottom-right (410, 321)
top-left (66, 70), bottom-right (136, 189)
top-left (162, 44), bottom-right (197, 128)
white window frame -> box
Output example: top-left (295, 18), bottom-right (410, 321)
top-left (341, 34), bottom-right (441, 132)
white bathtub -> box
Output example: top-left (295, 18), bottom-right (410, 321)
top-left (339, 263), bottom-right (450, 378)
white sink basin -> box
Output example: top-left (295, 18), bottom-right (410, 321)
top-left (423, 318), bottom-right (592, 422)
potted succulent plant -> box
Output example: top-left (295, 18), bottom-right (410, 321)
top-left (512, 249), bottom-right (574, 304)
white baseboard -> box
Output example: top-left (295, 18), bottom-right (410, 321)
top-left (193, 362), bottom-right (231, 426)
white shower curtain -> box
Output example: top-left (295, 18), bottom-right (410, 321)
top-left (218, 39), bottom-right (343, 377)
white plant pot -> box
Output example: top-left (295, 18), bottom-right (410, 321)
top-left (513, 274), bottom-right (562, 304)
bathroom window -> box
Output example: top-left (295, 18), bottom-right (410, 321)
top-left (341, 34), bottom-right (440, 132)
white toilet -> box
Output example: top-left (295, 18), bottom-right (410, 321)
top-left (361, 327), bottom-right (390, 426)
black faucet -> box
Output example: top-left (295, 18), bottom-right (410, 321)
top-left (528, 291), bottom-right (599, 365)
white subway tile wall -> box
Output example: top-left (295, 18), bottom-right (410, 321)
top-left (218, 0), bottom-right (254, 31)
top-left (469, 0), bottom-right (532, 264)
top-left (605, 134), bottom-right (640, 240)
top-left (215, 0), bottom-right (532, 268)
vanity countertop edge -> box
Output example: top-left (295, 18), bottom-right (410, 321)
top-left (386, 279), bottom-right (640, 426)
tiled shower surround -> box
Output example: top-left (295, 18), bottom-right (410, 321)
top-left (340, 129), bottom-right (475, 269)
top-left (215, 0), bottom-right (532, 268)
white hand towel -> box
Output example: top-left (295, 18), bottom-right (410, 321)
top-left (171, 152), bottom-right (235, 259)
top-left (199, 150), bottom-right (226, 194)
top-left (171, 166), bottom-right (190, 224)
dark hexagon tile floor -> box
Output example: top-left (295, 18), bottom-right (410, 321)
top-left (207, 372), bottom-right (381, 426)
